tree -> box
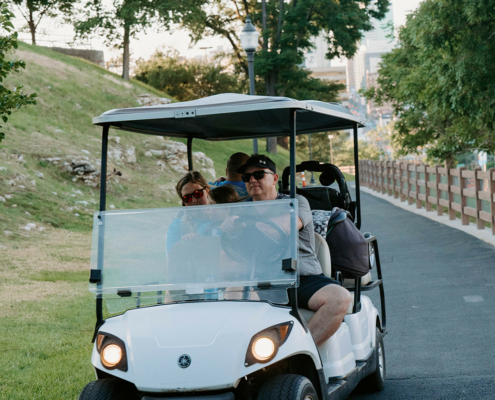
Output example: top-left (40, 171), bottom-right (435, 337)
top-left (179, 0), bottom-right (389, 153)
top-left (0, 4), bottom-right (37, 141)
top-left (297, 132), bottom-right (381, 166)
top-left (134, 49), bottom-right (240, 101)
top-left (74, 0), bottom-right (178, 80)
top-left (7, 0), bottom-right (76, 45)
top-left (362, 0), bottom-right (495, 166)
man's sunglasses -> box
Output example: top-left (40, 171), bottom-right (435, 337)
top-left (182, 188), bottom-right (206, 203)
top-left (241, 170), bottom-right (275, 183)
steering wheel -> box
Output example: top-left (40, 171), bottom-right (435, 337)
top-left (220, 217), bottom-right (290, 268)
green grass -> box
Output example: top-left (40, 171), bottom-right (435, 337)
top-left (0, 291), bottom-right (95, 399)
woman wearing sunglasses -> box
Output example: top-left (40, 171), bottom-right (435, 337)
top-left (176, 171), bottom-right (211, 206)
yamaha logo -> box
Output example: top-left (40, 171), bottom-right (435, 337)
top-left (178, 354), bottom-right (192, 368)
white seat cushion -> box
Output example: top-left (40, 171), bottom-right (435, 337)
top-left (314, 232), bottom-right (331, 278)
top-left (343, 272), bottom-right (372, 288)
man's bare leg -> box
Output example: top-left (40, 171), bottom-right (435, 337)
top-left (307, 285), bottom-right (352, 347)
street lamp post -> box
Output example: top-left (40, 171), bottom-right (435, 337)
top-left (240, 16), bottom-right (260, 154)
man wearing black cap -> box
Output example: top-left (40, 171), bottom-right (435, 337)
top-left (238, 154), bottom-right (352, 347)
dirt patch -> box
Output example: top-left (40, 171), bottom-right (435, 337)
top-left (103, 74), bottom-right (133, 88)
top-left (16, 50), bottom-right (77, 80)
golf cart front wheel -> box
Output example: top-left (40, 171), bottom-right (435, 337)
top-left (257, 374), bottom-right (318, 400)
top-left (79, 378), bottom-right (138, 400)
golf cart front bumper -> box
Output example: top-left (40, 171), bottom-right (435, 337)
top-left (142, 393), bottom-right (234, 400)
top-left (93, 301), bottom-right (320, 393)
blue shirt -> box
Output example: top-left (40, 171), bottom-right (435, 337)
top-left (211, 180), bottom-right (248, 197)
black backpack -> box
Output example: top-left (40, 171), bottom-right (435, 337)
top-left (313, 208), bottom-right (369, 280)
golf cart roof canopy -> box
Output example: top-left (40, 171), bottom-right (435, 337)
top-left (93, 93), bottom-right (364, 141)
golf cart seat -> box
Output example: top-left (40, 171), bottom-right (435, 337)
top-left (281, 161), bottom-right (355, 218)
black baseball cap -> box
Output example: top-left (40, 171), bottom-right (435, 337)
top-left (237, 154), bottom-right (276, 174)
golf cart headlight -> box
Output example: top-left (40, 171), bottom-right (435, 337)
top-left (252, 337), bottom-right (276, 361)
top-left (102, 344), bottom-right (123, 367)
top-left (245, 321), bottom-right (293, 367)
top-left (96, 332), bottom-right (128, 372)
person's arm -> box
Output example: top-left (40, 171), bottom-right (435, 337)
top-left (296, 197), bottom-right (312, 232)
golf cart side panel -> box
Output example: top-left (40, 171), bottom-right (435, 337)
top-left (344, 296), bottom-right (379, 361)
top-left (91, 302), bottom-right (321, 393)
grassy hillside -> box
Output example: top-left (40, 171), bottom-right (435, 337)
top-left (0, 42), bottom-right (294, 239)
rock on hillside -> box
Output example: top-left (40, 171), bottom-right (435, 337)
top-left (39, 137), bottom-right (215, 188)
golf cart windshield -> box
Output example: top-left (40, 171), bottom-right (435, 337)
top-left (90, 199), bottom-right (298, 314)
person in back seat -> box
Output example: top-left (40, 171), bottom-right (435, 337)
top-left (210, 152), bottom-right (249, 197)
top-left (238, 154), bottom-right (352, 347)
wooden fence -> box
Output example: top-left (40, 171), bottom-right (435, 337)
top-left (359, 160), bottom-right (495, 235)
top-left (339, 165), bottom-right (356, 175)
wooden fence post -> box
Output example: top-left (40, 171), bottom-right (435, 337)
top-left (436, 166), bottom-right (444, 216)
top-left (381, 161), bottom-right (386, 194)
top-left (474, 167), bottom-right (483, 229)
top-left (375, 161), bottom-right (379, 192)
top-left (458, 167), bottom-right (468, 225)
top-left (387, 161), bottom-right (393, 196)
top-left (408, 162), bottom-right (414, 205)
top-left (400, 162), bottom-right (407, 202)
top-left (394, 162), bottom-right (400, 199)
top-left (424, 164), bottom-right (432, 211)
top-left (448, 167), bottom-right (456, 221)
top-left (490, 168), bottom-right (495, 235)
top-left (415, 163), bottom-right (422, 209)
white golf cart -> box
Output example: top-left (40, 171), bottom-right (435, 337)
top-left (80, 94), bottom-right (387, 400)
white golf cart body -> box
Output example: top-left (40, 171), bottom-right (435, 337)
top-left (84, 94), bottom-right (386, 400)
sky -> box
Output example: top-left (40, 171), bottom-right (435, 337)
top-left (13, 0), bottom-right (424, 65)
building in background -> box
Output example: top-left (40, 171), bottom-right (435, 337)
top-left (304, 35), bottom-right (349, 106)
top-left (304, 4), bottom-right (395, 133)
top-left (347, 5), bottom-right (395, 131)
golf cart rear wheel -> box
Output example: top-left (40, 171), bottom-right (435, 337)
top-left (79, 378), bottom-right (138, 400)
top-left (361, 326), bottom-right (386, 392)
top-left (257, 374), bottom-right (318, 400)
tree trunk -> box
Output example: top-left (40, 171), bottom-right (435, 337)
top-left (122, 23), bottom-right (131, 81)
top-left (28, 9), bottom-right (36, 45)
top-left (277, 137), bottom-right (288, 149)
top-left (444, 154), bottom-right (456, 169)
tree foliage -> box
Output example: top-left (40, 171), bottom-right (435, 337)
top-left (362, 0), bottom-right (495, 166)
top-left (7, 0), bottom-right (77, 45)
top-left (181, 0), bottom-right (388, 97)
top-left (0, 4), bottom-right (37, 142)
top-left (74, 0), bottom-right (179, 80)
top-left (134, 49), bottom-right (240, 101)
top-left (297, 132), bottom-right (381, 167)
top-left (179, 0), bottom-right (388, 152)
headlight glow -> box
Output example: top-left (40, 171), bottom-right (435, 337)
top-left (252, 337), bottom-right (276, 361)
top-left (101, 344), bottom-right (123, 367)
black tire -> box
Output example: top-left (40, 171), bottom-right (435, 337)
top-left (361, 327), bottom-right (385, 392)
top-left (257, 374), bottom-right (318, 400)
top-left (79, 378), bottom-right (138, 400)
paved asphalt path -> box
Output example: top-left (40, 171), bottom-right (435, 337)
top-left (346, 189), bottom-right (495, 400)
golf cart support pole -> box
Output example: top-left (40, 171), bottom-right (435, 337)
top-left (93, 125), bottom-right (109, 341)
top-left (353, 123), bottom-right (361, 230)
top-left (287, 109), bottom-right (307, 331)
top-left (187, 137), bottom-right (193, 171)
